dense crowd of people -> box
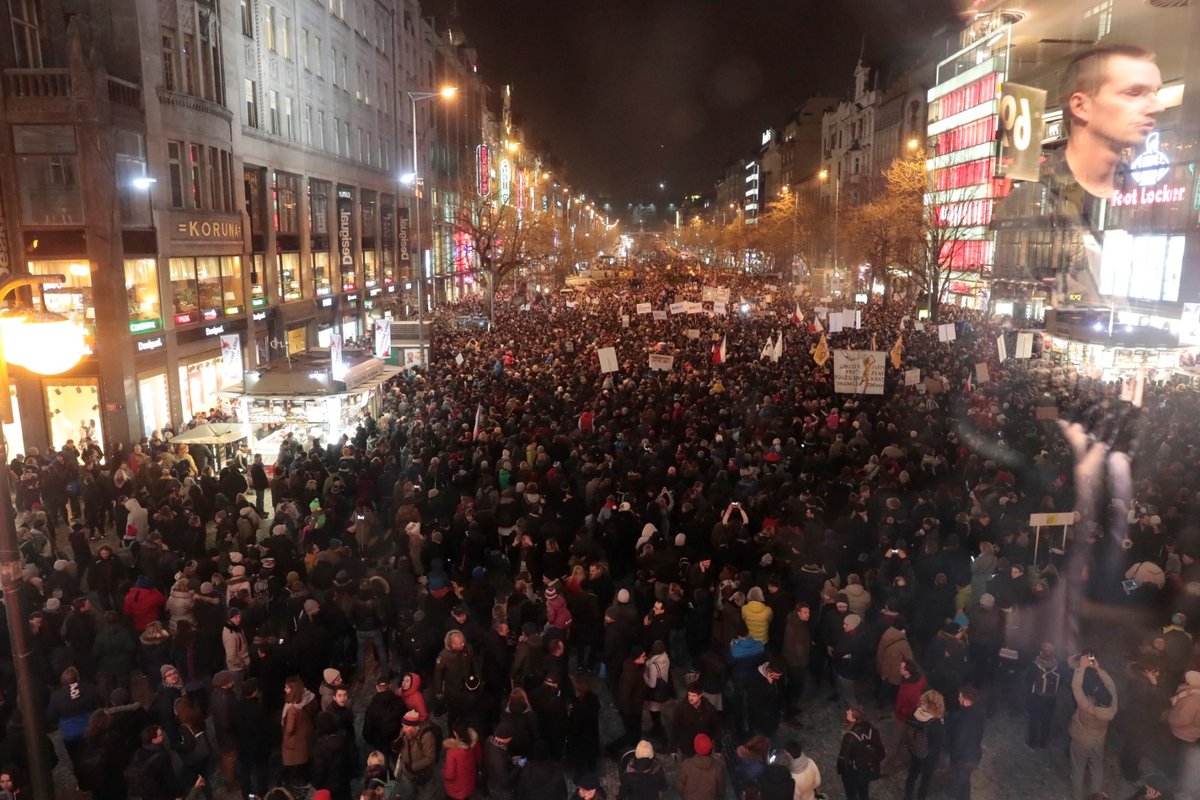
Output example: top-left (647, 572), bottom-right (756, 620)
top-left (1, 266), bottom-right (1198, 800)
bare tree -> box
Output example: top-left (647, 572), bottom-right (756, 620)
top-left (842, 148), bottom-right (981, 321)
top-left (447, 177), bottom-right (557, 321)
top-left (754, 188), bottom-right (814, 279)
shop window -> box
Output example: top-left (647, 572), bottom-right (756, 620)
top-left (250, 253), bottom-right (266, 307)
top-left (28, 259), bottom-right (92, 329)
top-left (162, 30), bottom-right (178, 91)
top-left (168, 257), bottom-right (200, 323)
top-left (189, 144), bottom-right (203, 207)
top-left (363, 250), bottom-right (378, 287)
top-left (287, 326), bottom-right (307, 354)
top-left (245, 167), bottom-right (265, 234)
top-left (10, 0), bottom-right (43, 68)
top-left (138, 372), bottom-right (170, 437)
top-left (196, 256), bottom-right (222, 319)
top-left (313, 252), bottom-right (332, 296)
top-left (278, 252), bottom-right (302, 301)
top-left (116, 130), bottom-right (151, 226)
top-left (167, 141), bottom-right (185, 208)
top-left (125, 258), bottom-right (161, 332)
top-left (45, 380), bottom-right (103, 450)
top-left (275, 171), bottom-right (300, 233)
top-left (179, 356), bottom-right (225, 423)
top-left (2, 385), bottom-right (25, 459)
top-left (221, 256), bottom-right (245, 313)
top-left (14, 125), bottom-right (81, 226)
top-left (310, 180), bottom-right (330, 234)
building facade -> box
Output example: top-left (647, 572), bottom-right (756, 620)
top-left (0, 0), bottom-right (504, 454)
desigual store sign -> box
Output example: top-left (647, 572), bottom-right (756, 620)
top-left (170, 214), bottom-right (244, 242)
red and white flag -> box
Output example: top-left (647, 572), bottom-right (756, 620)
top-left (810, 317), bottom-right (824, 333)
top-left (471, 403), bottom-right (483, 440)
top-left (711, 334), bottom-right (727, 365)
top-left (791, 304), bottom-right (804, 325)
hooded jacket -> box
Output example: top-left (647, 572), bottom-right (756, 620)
top-left (788, 753), bottom-right (822, 800)
top-left (877, 627), bottom-right (913, 685)
top-left (401, 672), bottom-right (428, 720)
top-left (741, 587), bottom-right (773, 644)
top-left (442, 729), bottom-right (480, 800)
top-left (281, 689), bottom-right (316, 766)
top-left (678, 752), bottom-right (725, 800)
top-left (842, 582), bottom-right (871, 618)
top-left (124, 498), bottom-right (149, 541)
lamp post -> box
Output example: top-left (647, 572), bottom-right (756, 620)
top-left (0, 272), bottom-right (86, 800)
top-left (406, 86), bottom-right (456, 366)
top-left (818, 166), bottom-right (841, 295)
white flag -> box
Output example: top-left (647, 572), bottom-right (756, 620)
top-left (771, 331), bottom-right (783, 363)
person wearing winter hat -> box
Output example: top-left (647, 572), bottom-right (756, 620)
top-left (833, 614), bottom-right (871, 709)
top-left (618, 739), bottom-right (666, 799)
top-left (742, 586), bottom-right (773, 645)
top-left (221, 606), bottom-right (249, 682)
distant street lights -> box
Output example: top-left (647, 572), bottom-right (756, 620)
top-left (406, 85), bottom-right (457, 365)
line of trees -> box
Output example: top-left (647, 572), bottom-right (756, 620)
top-left (677, 147), bottom-right (978, 322)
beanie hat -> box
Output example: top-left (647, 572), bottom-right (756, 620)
top-left (160, 664), bottom-right (178, 679)
top-left (231, 565), bottom-right (246, 578)
top-left (693, 733), bottom-right (713, 755)
top-left (634, 740), bottom-right (654, 760)
top-left (401, 709), bottom-right (422, 726)
top-left (53, 559), bottom-right (69, 572)
top-left (229, 551), bottom-right (243, 564)
top-left (844, 614), bottom-right (862, 630)
top-left (836, 592), bottom-right (849, 605)
top-left (544, 586), bottom-right (558, 599)
top-left (323, 668), bottom-right (342, 685)
top-left (44, 598), bottom-right (61, 613)
top-left (747, 587), bottom-right (765, 603)
top-left (199, 582), bottom-right (214, 595)
top-left (617, 588), bottom-right (630, 604)
top-left (304, 599), bottom-right (320, 614)
top-left (227, 606), bottom-right (242, 620)
top-left (493, 720), bottom-right (515, 739)
top-left (979, 593), bottom-right (996, 608)
top-left (576, 774), bottom-right (600, 791)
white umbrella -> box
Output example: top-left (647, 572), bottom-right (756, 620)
top-left (168, 423), bottom-right (246, 446)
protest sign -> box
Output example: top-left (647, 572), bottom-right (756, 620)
top-left (997, 335), bottom-right (1007, 363)
top-left (636, 303), bottom-right (652, 315)
top-left (652, 310), bottom-right (668, 322)
top-left (648, 354), bottom-right (674, 371)
top-left (598, 347), bottom-right (619, 373)
top-left (904, 368), bottom-right (921, 386)
top-left (938, 323), bottom-right (956, 342)
top-left (975, 362), bottom-right (989, 383)
top-left (686, 329), bottom-right (700, 339)
top-left (833, 350), bottom-right (886, 395)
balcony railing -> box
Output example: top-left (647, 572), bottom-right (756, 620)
top-left (2, 68), bottom-right (141, 111)
top-left (3, 68), bottom-right (71, 99)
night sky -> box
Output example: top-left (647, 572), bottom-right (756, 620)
top-left (437, 0), bottom-right (962, 207)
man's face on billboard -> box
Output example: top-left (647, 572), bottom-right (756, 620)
top-left (1072, 55), bottom-right (1165, 150)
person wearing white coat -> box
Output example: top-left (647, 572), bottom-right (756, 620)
top-left (782, 741), bottom-right (822, 800)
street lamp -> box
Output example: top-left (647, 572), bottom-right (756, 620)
top-left (0, 273), bottom-right (86, 800)
top-left (406, 85), bottom-right (457, 365)
top-left (819, 166), bottom-right (841, 291)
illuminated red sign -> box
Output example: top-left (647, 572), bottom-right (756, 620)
top-left (476, 145), bottom-right (490, 197)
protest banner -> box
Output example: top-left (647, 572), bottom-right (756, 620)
top-left (652, 310), bottom-right (667, 321)
top-left (686, 329), bottom-right (700, 339)
top-left (997, 335), bottom-right (1007, 363)
top-left (713, 302), bottom-right (727, 316)
top-left (938, 323), bottom-right (956, 342)
top-left (975, 362), bottom-right (989, 383)
top-left (636, 302), bottom-right (652, 315)
top-left (598, 347), bottom-right (619, 373)
top-left (904, 368), bottom-right (921, 386)
top-left (648, 354), bottom-right (674, 371)
top-left (833, 350), bottom-right (886, 395)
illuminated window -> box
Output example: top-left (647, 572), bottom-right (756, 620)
top-left (124, 259), bottom-right (161, 328)
top-left (29, 259), bottom-right (92, 329)
top-left (169, 257), bottom-right (200, 321)
top-left (313, 252), bottom-right (332, 295)
top-left (221, 256), bottom-right (245, 312)
top-left (1084, 1), bottom-right (1112, 39)
top-left (278, 252), bottom-right (302, 300)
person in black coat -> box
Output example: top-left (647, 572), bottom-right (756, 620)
top-left (671, 683), bottom-right (721, 757)
top-left (529, 676), bottom-right (570, 761)
top-left (311, 712), bottom-right (353, 800)
top-left (484, 723), bottom-right (521, 800)
top-left (947, 687), bottom-right (986, 800)
top-left (566, 676), bottom-right (601, 780)
top-left (514, 739), bottom-right (569, 800)
top-left (743, 659), bottom-right (786, 739)
top-left (362, 675), bottom-right (405, 758)
top-left (904, 690), bottom-right (947, 800)
top-left (235, 679), bottom-right (270, 798)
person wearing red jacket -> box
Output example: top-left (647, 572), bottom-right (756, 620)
top-left (882, 658), bottom-right (927, 776)
top-left (123, 576), bottom-right (166, 633)
top-left (442, 721), bottom-right (480, 800)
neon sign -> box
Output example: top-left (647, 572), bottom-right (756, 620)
top-left (1111, 185), bottom-right (1186, 207)
top-left (1131, 131), bottom-right (1170, 187)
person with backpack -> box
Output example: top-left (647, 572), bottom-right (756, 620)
top-left (836, 704), bottom-right (884, 800)
top-left (1025, 642), bottom-right (1061, 749)
top-left (124, 725), bottom-right (181, 800)
top-left (45, 666), bottom-right (105, 785)
top-left (904, 689), bottom-right (947, 800)
top-left (393, 709), bottom-right (439, 799)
